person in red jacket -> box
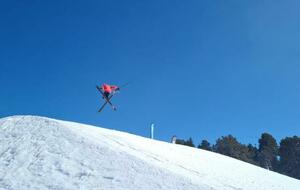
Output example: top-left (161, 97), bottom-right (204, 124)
top-left (102, 84), bottom-right (119, 99)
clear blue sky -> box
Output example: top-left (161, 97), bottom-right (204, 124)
top-left (1, 0), bottom-right (300, 146)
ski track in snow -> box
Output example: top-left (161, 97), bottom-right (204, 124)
top-left (0, 116), bottom-right (299, 190)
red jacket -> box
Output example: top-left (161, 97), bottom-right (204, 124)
top-left (102, 84), bottom-right (118, 93)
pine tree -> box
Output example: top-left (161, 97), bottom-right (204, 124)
top-left (175, 137), bottom-right (195, 147)
top-left (257, 133), bottom-right (278, 171)
top-left (175, 139), bottom-right (186, 145)
top-left (214, 135), bottom-right (255, 164)
top-left (278, 136), bottom-right (300, 179)
top-left (198, 140), bottom-right (212, 151)
top-left (184, 137), bottom-right (195, 147)
top-left (247, 144), bottom-right (259, 165)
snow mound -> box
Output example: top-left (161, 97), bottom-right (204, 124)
top-left (0, 116), bottom-right (299, 190)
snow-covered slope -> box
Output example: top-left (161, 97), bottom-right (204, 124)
top-left (0, 116), bottom-right (299, 190)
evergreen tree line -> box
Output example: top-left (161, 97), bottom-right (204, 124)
top-left (175, 133), bottom-right (300, 180)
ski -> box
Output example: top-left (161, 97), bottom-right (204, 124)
top-left (98, 94), bottom-right (114, 112)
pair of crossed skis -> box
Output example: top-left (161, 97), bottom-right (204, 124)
top-left (96, 86), bottom-right (117, 112)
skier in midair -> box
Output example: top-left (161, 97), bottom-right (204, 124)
top-left (101, 83), bottom-right (120, 99)
top-left (96, 83), bottom-right (125, 112)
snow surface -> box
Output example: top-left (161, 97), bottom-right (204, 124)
top-left (0, 116), bottom-right (299, 190)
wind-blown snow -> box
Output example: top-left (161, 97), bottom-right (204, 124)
top-left (0, 116), bottom-right (299, 190)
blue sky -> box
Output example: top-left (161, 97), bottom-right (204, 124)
top-left (1, 0), bottom-right (300, 146)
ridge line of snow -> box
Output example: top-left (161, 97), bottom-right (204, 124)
top-left (1, 115), bottom-right (299, 190)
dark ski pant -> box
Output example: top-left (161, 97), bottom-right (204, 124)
top-left (104, 91), bottom-right (110, 99)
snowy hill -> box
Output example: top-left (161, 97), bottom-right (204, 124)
top-left (0, 116), bottom-right (299, 190)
